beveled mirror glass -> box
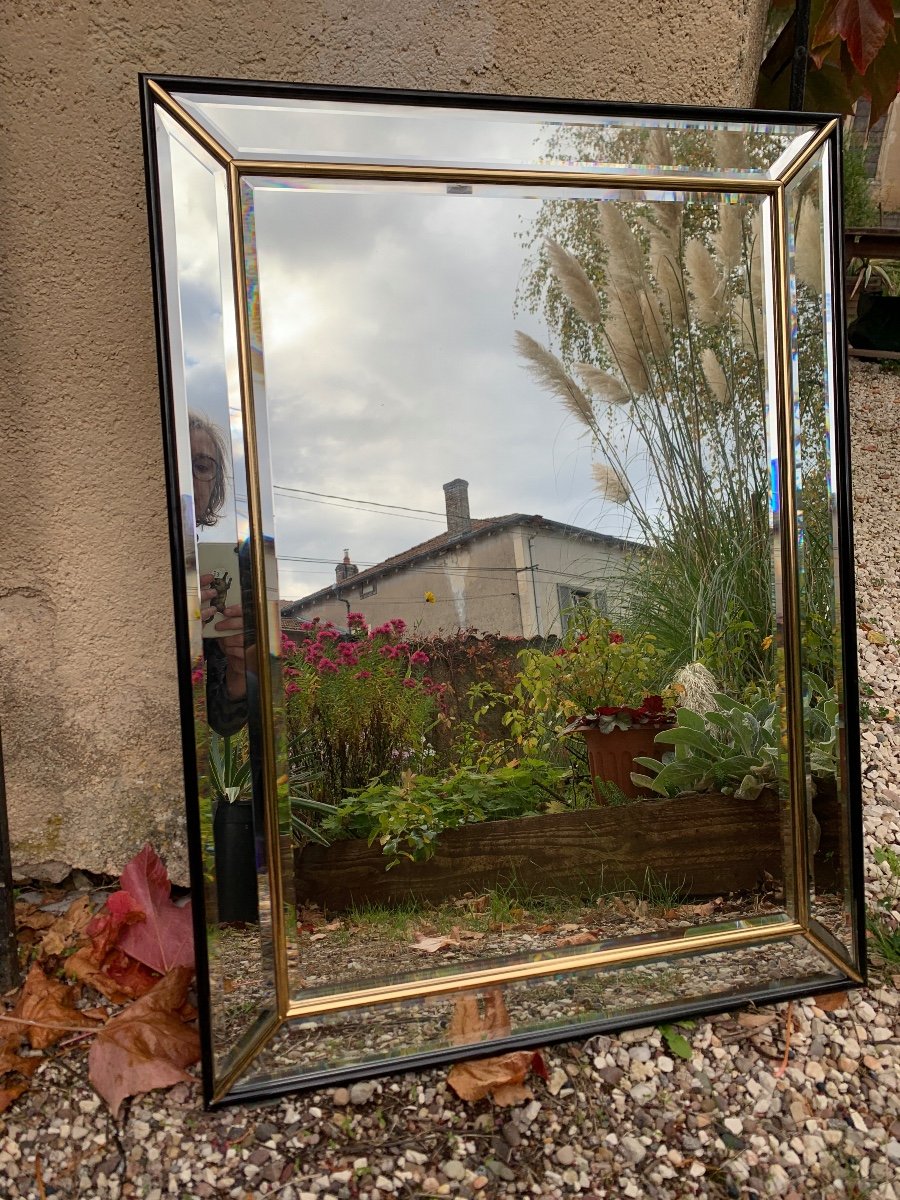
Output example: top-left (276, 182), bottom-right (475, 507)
top-left (141, 77), bottom-right (865, 1106)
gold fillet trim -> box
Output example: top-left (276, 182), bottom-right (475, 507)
top-left (232, 160), bottom-right (781, 195)
top-left (771, 185), bottom-right (811, 931)
top-left (226, 163), bottom-right (291, 1015)
top-left (805, 918), bottom-right (865, 983)
top-left (777, 120), bottom-right (840, 189)
top-left (210, 1008), bottom-right (281, 1105)
top-left (147, 81), bottom-right (233, 167)
top-left (284, 921), bottom-right (804, 1019)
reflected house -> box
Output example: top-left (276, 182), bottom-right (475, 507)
top-left (281, 480), bottom-right (640, 637)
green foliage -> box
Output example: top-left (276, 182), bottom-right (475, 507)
top-left (283, 618), bottom-right (439, 805)
top-left (513, 614), bottom-right (675, 734)
top-left (323, 759), bottom-right (572, 867)
top-left (868, 845), bottom-right (900, 969)
top-left (633, 674), bottom-right (840, 799)
top-left (659, 1022), bottom-right (694, 1060)
top-left (208, 732), bottom-right (252, 803)
top-left (632, 695), bottom-right (780, 800)
top-left (842, 133), bottom-right (879, 228)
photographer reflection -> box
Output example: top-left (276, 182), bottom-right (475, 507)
top-left (191, 411), bottom-right (252, 737)
top-left (191, 411), bottom-right (260, 925)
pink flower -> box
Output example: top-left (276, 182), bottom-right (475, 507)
top-left (317, 629), bottom-right (339, 642)
top-left (389, 617), bottom-right (407, 634)
top-left (409, 650), bottom-right (430, 666)
top-left (347, 612), bottom-right (367, 628)
top-left (285, 681), bottom-right (301, 696)
top-left (371, 622), bottom-right (393, 637)
top-left (379, 644), bottom-right (400, 659)
top-left (191, 666), bottom-right (203, 685)
top-left (402, 677), bottom-right (417, 688)
top-left (355, 669), bottom-right (372, 681)
top-left (317, 658), bottom-right (339, 674)
top-left (281, 635), bottom-right (298, 655)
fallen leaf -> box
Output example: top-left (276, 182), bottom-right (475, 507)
top-left (815, 990), bottom-right (849, 1012)
top-left (737, 1012), bottom-right (777, 1029)
top-left (88, 966), bottom-right (200, 1118)
top-left (83, 891), bottom-right (144, 963)
top-left (114, 845), bottom-right (194, 976)
top-left (412, 931), bottom-right (461, 953)
top-left (14, 905), bottom-right (56, 932)
top-left (555, 931), bottom-right (596, 947)
top-left (0, 1045), bottom-right (42, 1078)
top-left (65, 946), bottom-right (159, 1005)
top-left (445, 989), bottom-right (539, 1104)
top-left (530, 1050), bottom-right (549, 1081)
top-left (534, 924), bottom-right (555, 935)
top-left (38, 896), bottom-right (95, 958)
top-left (866, 630), bottom-right (887, 645)
top-left (0, 1082), bottom-right (28, 1114)
top-left (8, 964), bottom-right (102, 1050)
top-left (457, 929), bottom-right (486, 942)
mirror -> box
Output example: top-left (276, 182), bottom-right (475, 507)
top-left (142, 77), bottom-right (865, 1106)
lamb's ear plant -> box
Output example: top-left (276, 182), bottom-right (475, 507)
top-left (631, 694), bottom-right (779, 800)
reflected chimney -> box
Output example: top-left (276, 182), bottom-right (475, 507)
top-left (335, 548), bottom-right (358, 584)
top-left (444, 479), bottom-right (471, 536)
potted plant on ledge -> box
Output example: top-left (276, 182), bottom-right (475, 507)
top-left (516, 614), bottom-right (676, 802)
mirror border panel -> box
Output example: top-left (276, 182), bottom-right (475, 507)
top-left (140, 74), bottom-right (866, 1108)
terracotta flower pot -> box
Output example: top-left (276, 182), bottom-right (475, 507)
top-left (580, 724), bottom-right (669, 802)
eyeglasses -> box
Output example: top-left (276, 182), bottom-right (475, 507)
top-left (192, 454), bottom-right (219, 482)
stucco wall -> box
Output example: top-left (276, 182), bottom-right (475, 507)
top-left (0, 0), bottom-right (769, 882)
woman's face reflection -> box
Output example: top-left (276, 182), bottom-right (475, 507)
top-left (191, 427), bottom-right (220, 525)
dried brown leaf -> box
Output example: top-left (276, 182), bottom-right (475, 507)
top-left (412, 930), bottom-right (462, 954)
top-left (447, 1050), bottom-right (535, 1104)
top-left (38, 896), bottom-right (95, 958)
top-left (88, 966), bottom-right (200, 1118)
top-left (10, 964), bottom-right (102, 1050)
top-left (0, 1082), bottom-right (29, 1114)
top-left (737, 1012), bottom-right (776, 1029)
top-left (555, 932), bottom-right (597, 947)
top-left (815, 990), bottom-right (849, 1012)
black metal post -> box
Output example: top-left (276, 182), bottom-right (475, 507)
top-left (0, 726), bottom-right (19, 991)
top-left (789, 0), bottom-right (813, 111)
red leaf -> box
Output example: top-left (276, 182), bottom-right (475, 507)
top-left (115, 845), bottom-right (194, 975)
top-left (88, 966), bottom-right (200, 1118)
top-left (84, 891), bottom-right (144, 963)
top-left (813, 0), bottom-right (897, 76)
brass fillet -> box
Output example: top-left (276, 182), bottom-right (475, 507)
top-left (226, 162), bottom-right (292, 1017)
top-left (284, 920), bottom-right (804, 1019)
top-left (147, 81), bottom-right (233, 167)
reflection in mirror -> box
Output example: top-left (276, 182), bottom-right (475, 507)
top-left (247, 169), bottom-right (797, 998)
top-left (786, 147), bottom-right (857, 962)
top-left (154, 109), bottom-right (278, 1082)
top-left (241, 932), bottom-right (841, 1090)
top-left (144, 80), bottom-right (861, 1104)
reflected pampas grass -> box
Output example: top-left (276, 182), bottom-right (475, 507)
top-left (545, 238), bottom-right (604, 325)
top-left (685, 239), bottom-right (726, 324)
top-left (576, 364), bottom-right (631, 405)
top-left (514, 330), bottom-right (596, 430)
top-left (592, 462), bottom-right (631, 504)
top-left (701, 348), bottom-right (728, 405)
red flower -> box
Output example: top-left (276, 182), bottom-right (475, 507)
top-left (409, 650), bottom-right (430, 666)
top-left (347, 612), bottom-right (367, 627)
top-left (355, 670), bottom-right (372, 681)
top-left (608, 631), bottom-right (624, 644)
top-left (318, 658), bottom-right (339, 674)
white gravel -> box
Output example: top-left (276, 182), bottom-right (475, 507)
top-left (1, 362), bottom-right (898, 1199)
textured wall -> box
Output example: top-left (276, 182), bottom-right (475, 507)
top-left (0, 0), bottom-right (769, 882)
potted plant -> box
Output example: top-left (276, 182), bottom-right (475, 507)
top-left (516, 614), bottom-right (676, 801)
top-left (208, 732), bottom-right (259, 923)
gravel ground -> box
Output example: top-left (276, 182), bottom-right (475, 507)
top-left (2, 362), bottom-right (899, 1199)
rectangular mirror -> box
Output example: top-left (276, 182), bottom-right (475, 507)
top-left (141, 76), bottom-right (865, 1106)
